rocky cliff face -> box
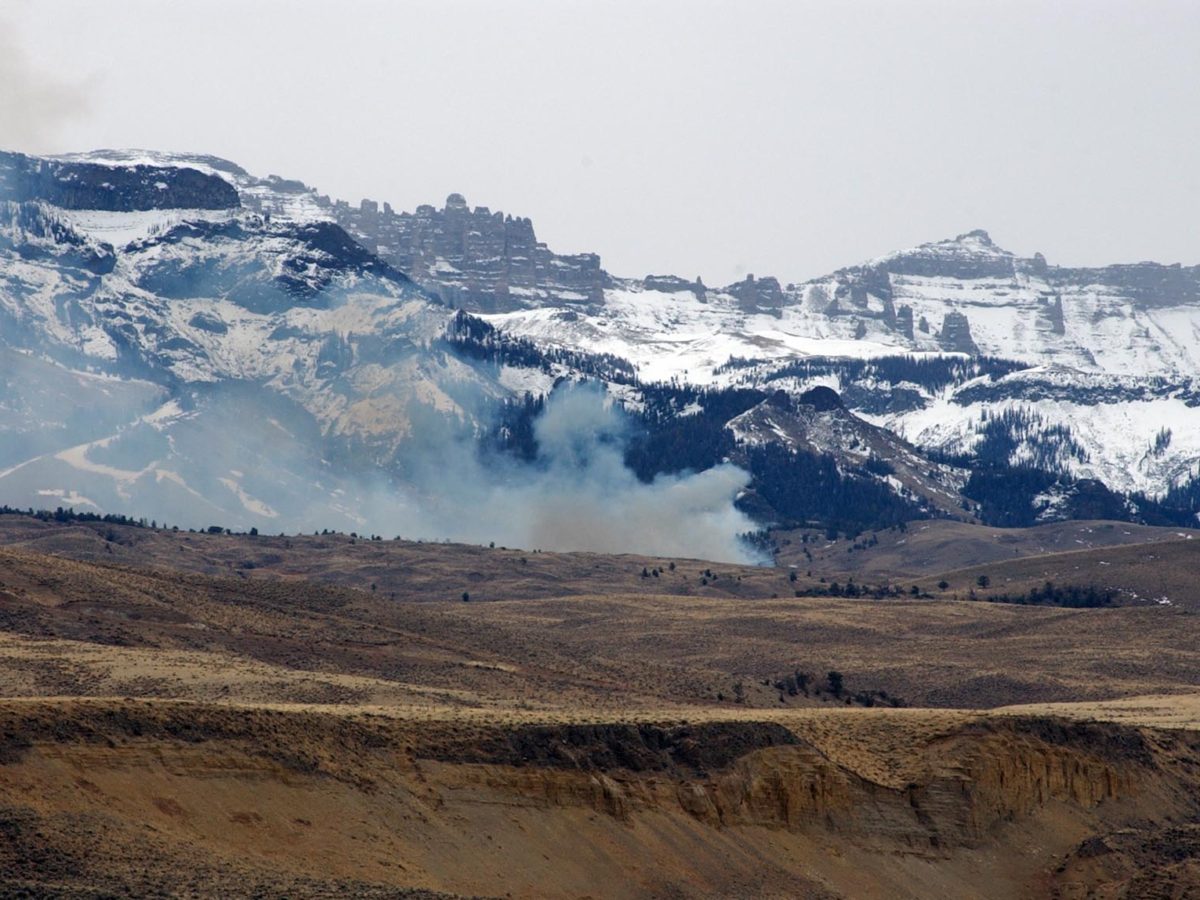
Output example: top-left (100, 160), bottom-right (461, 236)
top-left (802, 229), bottom-right (1200, 372)
top-left (482, 224), bottom-right (1200, 382)
top-left (5, 700), bottom-right (1195, 899)
top-left (0, 151), bottom-right (240, 212)
top-left (433, 717), bottom-right (1152, 850)
top-left (333, 192), bottom-right (606, 312)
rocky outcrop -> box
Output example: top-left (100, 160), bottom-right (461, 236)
top-left (643, 274), bottom-right (707, 299)
top-left (727, 273), bottom-right (785, 314)
top-left (798, 385), bottom-right (843, 411)
top-left (878, 229), bottom-right (1018, 280)
top-left (0, 151), bottom-right (239, 212)
top-left (938, 310), bottom-right (978, 353)
top-left (1041, 292), bottom-right (1067, 335)
top-left (333, 192), bottom-right (606, 312)
top-left (1054, 260), bottom-right (1200, 309)
top-left (422, 715), bottom-right (1186, 859)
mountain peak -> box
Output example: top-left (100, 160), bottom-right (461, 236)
top-left (928, 228), bottom-right (1008, 256)
top-left (848, 227), bottom-right (1016, 282)
top-left (954, 228), bottom-right (994, 246)
top-left (897, 228), bottom-right (1014, 261)
top-left (50, 148), bottom-right (250, 179)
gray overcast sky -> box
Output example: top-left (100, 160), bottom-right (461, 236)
top-left (3, 0), bottom-right (1198, 285)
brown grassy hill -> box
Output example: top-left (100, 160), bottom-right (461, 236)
top-left (773, 518), bottom-right (1200, 580)
top-left (923, 533), bottom-right (1200, 610)
top-left (2, 516), bottom-right (1200, 896)
top-left (2, 543), bottom-right (1198, 711)
top-left (11, 513), bottom-right (1198, 612)
top-left (0, 513), bottom-right (794, 603)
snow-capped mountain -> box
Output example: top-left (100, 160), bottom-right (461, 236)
top-left (0, 150), bottom-right (572, 530)
top-left (0, 151), bottom-right (498, 427)
top-left (446, 225), bottom-right (1200, 503)
top-left (323, 186), bottom-right (1200, 507)
top-left (1, 147), bottom-right (1197, 535)
top-left (476, 227), bottom-right (1200, 381)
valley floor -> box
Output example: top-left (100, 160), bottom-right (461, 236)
top-left (2, 516), bottom-right (1199, 898)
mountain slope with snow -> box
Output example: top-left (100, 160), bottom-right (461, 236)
top-left (468, 227), bottom-right (1200, 506)
top-left (2, 147), bottom-right (1197, 534)
top-left (0, 151), bottom-right (586, 531)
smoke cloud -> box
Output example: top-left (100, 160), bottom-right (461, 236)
top-left (0, 367), bottom-right (761, 564)
top-left (0, 13), bottom-right (91, 153)
top-left (372, 382), bottom-right (759, 563)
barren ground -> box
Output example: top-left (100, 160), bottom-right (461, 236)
top-left (2, 516), bottom-right (1199, 898)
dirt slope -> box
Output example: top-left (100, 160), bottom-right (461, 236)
top-left (3, 699), bottom-right (1198, 899)
top-left (2, 516), bottom-right (1200, 897)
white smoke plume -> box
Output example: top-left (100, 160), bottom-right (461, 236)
top-left (0, 366), bottom-right (761, 564)
top-left (0, 12), bottom-right (91, 153)
top-left (372, 382), bottom-right (759, 563)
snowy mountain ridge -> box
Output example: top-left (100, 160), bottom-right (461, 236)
top-left (1, 147), bottom-right (1198, 533)
top-left (473, 231), bottom-right (1200, 501)
top-left (0, 150), bottom-right (553, 531)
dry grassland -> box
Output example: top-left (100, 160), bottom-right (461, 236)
top-left (2, 516), bottom-right (1200, 897)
